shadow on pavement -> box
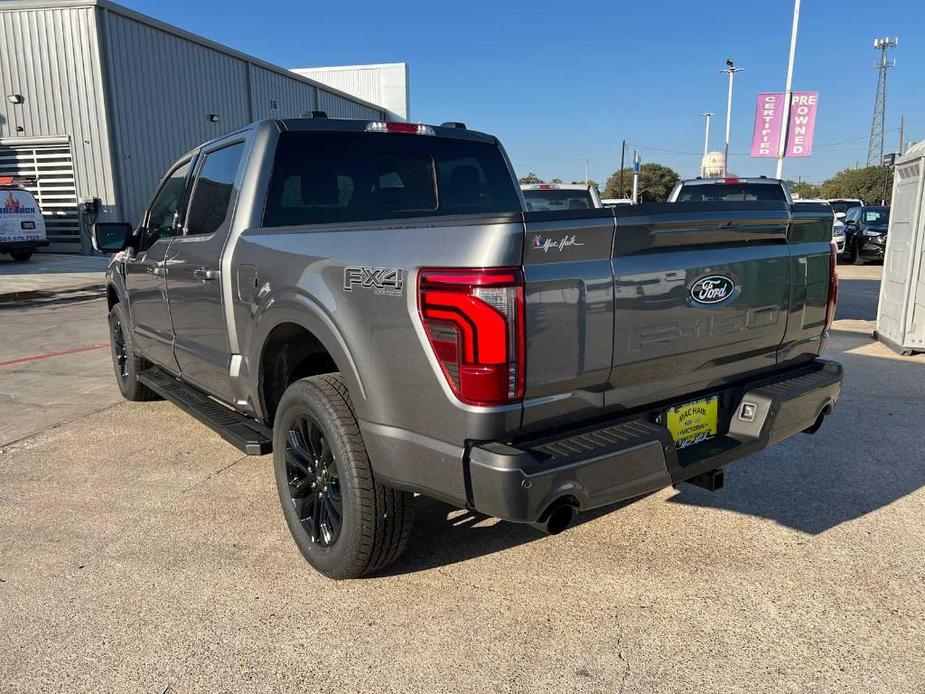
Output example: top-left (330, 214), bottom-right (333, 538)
top-left (834, 278), bottom-right (881, 321)
top-left (0, 254), bottom-right (109, 275)
top-left (383, 337), bottom-right (925, 574)
top-left (377, 496), bottom-right (635, 577)
top-left (668, 339), bottom-right (925, 535)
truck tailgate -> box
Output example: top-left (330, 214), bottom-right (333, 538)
top-left (607, 202), bottom-right (792, 409)
top-left (520, 201), bottom-right (833, 433)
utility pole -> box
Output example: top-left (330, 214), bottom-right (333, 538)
top-left (632, 151), bottom-right (640, 203)
top-left (867, 37), bottom-right (898, 166)
top-left (899, 114), bottom-right (905, 154)
top-left (585, 158), bottom-right (590, 186)
top-left (619, 140), bottom-right (626, 196)
top-left (776, 0), bottom-right (801, 179)
top-left (720, 59), bottom-right (745, 178)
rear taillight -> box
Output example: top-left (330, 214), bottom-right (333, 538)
top-left (824, 240), bottom-right (839, 331)
top-left (418, 268), bottom-right (525, 406)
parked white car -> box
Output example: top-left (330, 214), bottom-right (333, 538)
top-left (0, 177), bottom-right (48, 261)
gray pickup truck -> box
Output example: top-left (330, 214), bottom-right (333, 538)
top-left (94, 117), bottom-right (843, 579)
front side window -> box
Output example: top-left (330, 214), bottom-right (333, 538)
top-left (262, 132), bottom-right (521, 227)
top-left (142, 161), bottom-right (191, 250)
top-left (185, 142), bottom-right (245, 236)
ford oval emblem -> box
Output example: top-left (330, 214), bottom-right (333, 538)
top-left (690, 275), bottom-right (735, 304)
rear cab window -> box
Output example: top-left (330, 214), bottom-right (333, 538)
top-left (677, 183), bottom-right (786, 202)
top-left (522, 188), bottom-right (595, 211)
top-left (262, 132), bottom-right (522, 227)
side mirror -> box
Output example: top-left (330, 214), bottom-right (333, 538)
top-left (92, 222), bottom-right (133, 253)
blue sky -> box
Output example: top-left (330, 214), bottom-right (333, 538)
top-left (122, 0), bottom-right (923, 184)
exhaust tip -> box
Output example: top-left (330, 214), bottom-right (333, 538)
top-left (544, 503), bottom-right (577, 535)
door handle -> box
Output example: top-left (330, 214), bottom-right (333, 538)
top-left (194, 268), bottom-right (221, 281)
top-left (149, 266), bottom-right (166, 277)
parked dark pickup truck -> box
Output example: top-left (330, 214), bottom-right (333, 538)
top-left (95, 117), bottom-right (842, 579)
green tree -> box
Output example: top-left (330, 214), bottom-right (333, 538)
top-left (571, 179), bottom-right (600, 189)
top-left (550, 177), bottom-right (563, 183)
top-left (787, 180), bottom-right (822, 199)
top-left (603, 163), bottom-right (680, 202)
top-left (518, 172), bottom-right (543, 184)
top-left (820, 166), bottom-right (892, 204)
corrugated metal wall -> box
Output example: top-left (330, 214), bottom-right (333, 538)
top-left (101, 7), bottom-right (386, 225)
top-left (249, 65), bottom-right (317, 120)
top-left (102, 9), bottom-right (253, 225)
top-left (0, 5), bottom-right (117, 253)
top-left (318, 89), bottom-right (383, 120)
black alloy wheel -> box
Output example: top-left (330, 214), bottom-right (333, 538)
top-left (284, 414), bottom-right (343, 547)
top-left (111, 316), bottom-right (129, 386)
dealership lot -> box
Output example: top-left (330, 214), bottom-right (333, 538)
top-left (0, 265), bottom-right (923, 693)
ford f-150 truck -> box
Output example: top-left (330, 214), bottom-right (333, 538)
top-left (94, 117), bottom-right (843, 579)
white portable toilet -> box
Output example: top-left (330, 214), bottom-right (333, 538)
top-left (876, 140), bottom-right (925, 355)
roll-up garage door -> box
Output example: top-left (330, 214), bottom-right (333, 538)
top-left (0, 139), bottom-right (82, 253)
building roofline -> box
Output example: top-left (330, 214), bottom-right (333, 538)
top-left (0, 0), bottom-right (389, 116)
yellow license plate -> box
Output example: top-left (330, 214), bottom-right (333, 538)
top-left (666, 396), bottom-right (718, 449)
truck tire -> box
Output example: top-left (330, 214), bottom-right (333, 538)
top-left (108, 303), bottom-right (158, 401)
top-left (10, 250), bottom-right (32, 261)
top-left (273, 374), bottom-right (413, 579)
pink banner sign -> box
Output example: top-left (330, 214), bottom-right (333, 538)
top-left (750, 91), bottom-right (819, 158)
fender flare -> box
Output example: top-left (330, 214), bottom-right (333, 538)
top-left (246, 290), bottom-right (367, 421)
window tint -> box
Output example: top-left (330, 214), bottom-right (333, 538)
top-left (522, 189), bottom-right (595, 211)
top-left (263, 132), bottom-right (521, 227)
top-left (142, 160), bottom-right (191, 250)
top-left (186, 142), bottom-right (245, 236)
top-left (678, 183), bottom-right (786, 202)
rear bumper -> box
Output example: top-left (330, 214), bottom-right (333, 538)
top-left (0, 239), bottom-right (48, 253)
top-left (468, 359), bottom-right (843, 523)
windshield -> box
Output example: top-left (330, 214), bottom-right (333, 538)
top-left (677, 183), bottom-right (786, 202)
top-left (828, 201), bottom-right (861, 215)
top-left (862, 208), bottom-right (889, 225)
top-left (522, 189), bottom-right (595, 211)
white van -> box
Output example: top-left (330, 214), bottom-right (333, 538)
top-left (0, 178), bottom-right (48, 261)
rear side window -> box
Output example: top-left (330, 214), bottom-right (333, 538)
top-left (678, 183), bottom-right (786, 202)
top-left (262, 132), bottom-right (521, 227)
top-left (186, 142), bottom-right (245, 236)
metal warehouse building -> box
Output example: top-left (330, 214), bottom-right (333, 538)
top-left (0, 0), bottom-right (397, 254)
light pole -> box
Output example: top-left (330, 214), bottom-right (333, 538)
top-left (776, 0), bottom-right (801, 179)
top-left (701, 112), bottom-right (714, 157)
top-left (720, 59), bottom-right (745, 177)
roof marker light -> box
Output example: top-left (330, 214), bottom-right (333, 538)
top-left (366, 121), bottom-right (435, 135)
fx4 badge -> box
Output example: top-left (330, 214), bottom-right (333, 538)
top-left (343, 266), bottom-right (404, 297)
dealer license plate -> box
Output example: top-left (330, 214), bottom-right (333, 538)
top-left (666, 396), bottom-right (718, 449)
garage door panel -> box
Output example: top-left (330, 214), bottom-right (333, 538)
top-left (0, 140), bottom-right (82, 254)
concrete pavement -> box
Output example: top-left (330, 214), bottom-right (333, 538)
top-left (0, 265), bottom-right (922, 693)
top-left (0, 253), bottom-right (109, 304)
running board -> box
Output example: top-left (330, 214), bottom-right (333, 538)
top-left (138, 367), bottom-right (272, 455)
